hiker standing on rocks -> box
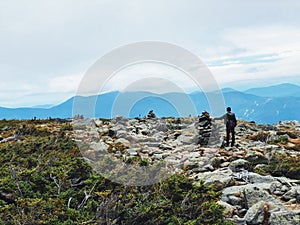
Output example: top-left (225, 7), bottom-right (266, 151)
top-left (214, 107), bottom-right (237, 147)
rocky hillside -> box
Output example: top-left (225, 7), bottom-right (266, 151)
top-left (1, 116), bottom-right (300, 224)
top-left (73, 114), bottom-right (300, 225)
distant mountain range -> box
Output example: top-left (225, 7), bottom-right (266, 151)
top-left (0, 83), bottom-right (299, 124)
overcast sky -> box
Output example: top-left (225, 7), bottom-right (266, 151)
top-left (1, 0), bottom-right (300, 107)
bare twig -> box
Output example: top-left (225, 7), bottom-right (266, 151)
top-left (77, 182), bottom-right (97, 210)
top-left (68, 197), bottom-right (72, 209)
top-left (0, 134), bottom-right (18, 144)
top-left (50, 174), bottom-right (61, 195)
top-left (70, 178), bottom-right (85, 187)
top-left (9, 155), bottom-right (23, 197)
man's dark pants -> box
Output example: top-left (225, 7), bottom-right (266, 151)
top-left (226, 125), bottom-right (235, 147)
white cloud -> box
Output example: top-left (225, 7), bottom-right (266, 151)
top-left (48, 74), bottom-right (83, 93)
top-left (1, 1), bottom-right (300, 106)
top-left (101, 62), bottom-right (198, 94)
top-left (0, 73), bottom-right (83, 107)
top-left (206, 26), bottom-right (300, 89)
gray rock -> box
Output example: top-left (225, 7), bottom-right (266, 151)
top-left (156, 122), bottom-right (168, 132)
top-left (227, 195), bottom-right (243, 206)
top-left (281, 185), bottom-right (290, 193)
top-left (220, 162), bottom-right (230, 167)
top-left (203, 164), bottom-right (214, 171)
top-left (152, 149), bottom-right (164, 154)
top-left (243, 185), bottom-right (286, 210)
top-left (139, 137), bottom-right (159, 143)
top-left (217, 200), bottom-right (237, 217)
top-left (275, 177), bottom-right (300, 186)
top-left (222, 185), bottom-right (245, 202)
top-left (238, 208), bottom-right (248, 217)
top-left (244, 201), bottom-right (266, 225)
top-left (137, 124), bottom-right (147, 130)
top-left (270, 210), bottom-right (300, 225)
top-left (229, 159), bottom-right (250, 172)
top-left (154, 153), bottom-right (169, 160)
top-left (116, 130), bottom-right (128, 138)
top-left (140, 148), bottom-right (149, 154)
top-left (247, 172), bottom-right (277, 184)
top-left (282, 186), bottom-right (300, 202)
top-left (222, 184), bottom-right (286, 211)
top-left (269, 181), bottom-right (283, 195)
top-left (115, 138), bottom-right (130, 147)
top-left (158, 143), bottom-right (173, 150)
top-left (164, 156), bottom-right (181, 165)
top-left (196, 168), bottom-right (234, 190)
top-left (273, 190), bottom-right (284, 196)
top-left (90, 142), bottom-right (108, 152)
top-left (183, 160), bottom-right (199, 170)
top-left (127, 148), bottom-right (139, 156)
top-left (144, 142), bottom-right (160, 148)
top-left (178, 135), bottom-right (197, 145)
top-left (94, 119), bottom-right (103, 127)
top-left (112, 116), bottom-right (128, 125)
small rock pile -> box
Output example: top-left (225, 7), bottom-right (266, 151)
top-left (147, 110), bottom-right (156, 119)
top-left (197, 111), bottom-right (212, 145)
top-left (197, 111), bottom-right (222, 146)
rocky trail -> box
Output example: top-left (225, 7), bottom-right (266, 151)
top-left (73, 114), bottom-right (300, 225)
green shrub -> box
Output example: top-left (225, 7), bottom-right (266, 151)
top-left (263, 153), bottom-right (300, 179)
top-left (0, 119), bottom-right (234, 225)
top-left (268, 135), bottom-right (288, 145)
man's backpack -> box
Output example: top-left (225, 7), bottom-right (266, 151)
top-left (226, 113), bottom-right (236, 128)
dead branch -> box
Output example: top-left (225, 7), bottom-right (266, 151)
top-left (50, 174), bottom-right (62, 195)
top-left (68, 197), bottom-right (72, 209)
top-left (0, 134), bottom-right (19, 144)
top-left (9, 155), bottom-right (23, 197)
top-left (77, 182), bottom-right (97, 210)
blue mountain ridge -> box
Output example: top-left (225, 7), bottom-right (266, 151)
top-left (245, 83), bottom-right (300, 97)
top-left (0, 84), bottom-right (299, 124)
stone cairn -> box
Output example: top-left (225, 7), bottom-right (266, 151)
top-left (147, 110), bottom-right (156, 119)
top-left (197, 111), bottom-right (221, 146)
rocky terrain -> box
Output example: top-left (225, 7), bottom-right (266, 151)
top-left (73, 113), bottom-right (300, 225)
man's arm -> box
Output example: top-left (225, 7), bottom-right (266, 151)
top-left (213, 114), bottom-right (226, 121)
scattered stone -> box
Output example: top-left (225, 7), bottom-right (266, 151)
top-left (73, 117), bottom-right (300, 224)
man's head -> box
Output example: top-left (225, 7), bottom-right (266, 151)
top-left (227, 107), bottom-right (231, 112)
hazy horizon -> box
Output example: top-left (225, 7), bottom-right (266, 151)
top-left (0, 82), bottom-right (299, 109)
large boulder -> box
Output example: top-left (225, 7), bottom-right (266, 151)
top-left (244, 201), bottom-right (267, 225)
top-left (196, 168), bottom-right (235, 190)
top-left (222, 184), bottom-right (286, 211)
top-left (243, 185), bottom-right (286, 210)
